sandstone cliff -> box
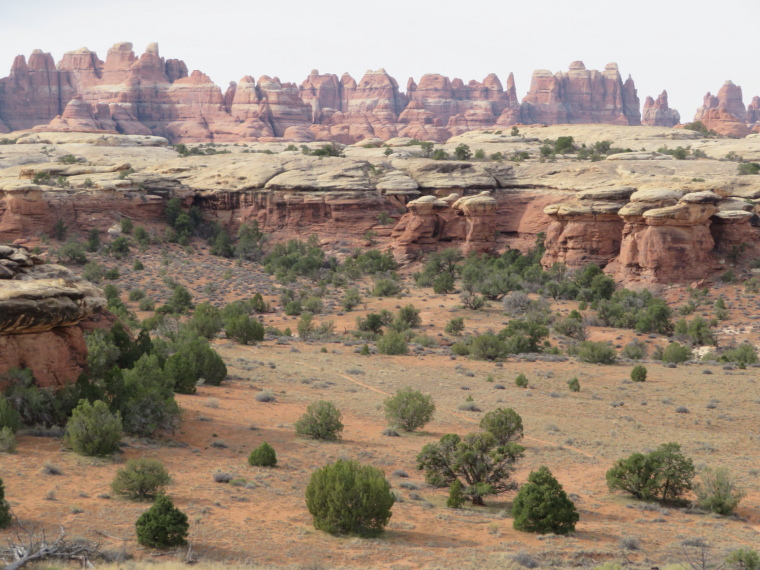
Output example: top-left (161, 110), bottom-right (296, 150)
top-left (642, 91), bottom-right (680, 128)
top-left (693, 81), bottom-right (751, 137)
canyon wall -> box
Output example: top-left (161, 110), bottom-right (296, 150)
top-left (0, 44), bottom-right (648, 143)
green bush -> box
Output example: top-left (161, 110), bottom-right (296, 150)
top-left (515, 373), bottom-right (529, 388)
top-left (631, 365), bottom-right (647, 382)
top-left (0, 395), bottom-right (20, 434)
top-left (577, 341), bottom-right (617, 364)
top-left (606, 442), bottom-right (694, 503)
top-left (248, 442), bottom-right (277, 467)
top-left (721, 343), bottom-right (759, 365)
top-left (64, 400), bottom-right (122, 456)
top-left (725, 548), bottom-right (760, 570)
top-left (372, 278), bottom-right (402, 297)
top-left (444, 317), bottom-right (465, 335)
top-left (0, 478), bottom-right (11, 529)
top-left (341, 288), bottom-right (362, 311)
top-left (480, 408), bottom-right (523, 444)
top-left (451, 342), bottom-right (470, 356)
top-left (567, 377), bottom-right (580, 392)
top-left (305, 459), bottom-right (394, 537)
top-left (695, 467), bottom-right (745, 515)
top-left (189, 303), bottom-right (222, 339)
top-left (135, 494), bottom-right (188, 548)
top-left (112, 458), bottom-right (171, 500)
top-left (295, 401), bottom-right (344, 440)
top-left (0, 427), bottom-right (17, 454)
top-left (225, 315), bottom-right (264, 345)
top-left (622, 340), bottom-right (647, 360)
top-left (383, 388), bottom-right (435, 432)
top-left (470, 333), bottom-right (507, 361)
top-left (447, 479), bottom-right (465, 508)
top-left (662, 342), bottom-right (692, 364)
top-left (417, 432), bottom-right (524, 505)
top-left (377, 330), bottom-right (409, 355)
top-left (512, 466), bottom-right (578, 534)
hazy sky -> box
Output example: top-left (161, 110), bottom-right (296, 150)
top-left (1, 0), bottom-right (757, 120)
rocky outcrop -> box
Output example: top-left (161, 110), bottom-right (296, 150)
top-left (612, 189), bottom-right (722, 283)
top-left (391, 191), bottom-right (497, 259)
top-left (693, 81), bottom-right (750, 137)
top-left (1, 44), bottom-right (658, 143)
top-left (541, 186), bottom-right (635, 269)
top-left (642, 91), bottom-right (680, 128)
top-left (0, 245), bottom-right (108, 386)
top-left (520, 62), bottom-right (641, 126)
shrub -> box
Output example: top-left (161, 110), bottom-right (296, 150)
top-left (577, 341), bottom-right (617, 364)
top-left (135, 494), bottom-right (188, 548)
top-left (606, 442), bottom-right (694, 503)
top-left (225, 315), bottom-right (265, 345)
top-left (248, 442), bottom-right (277, 467)
top-left (726, 548), bottom-right (760, 570)
top-left (305, 459), bottom-right (394, 537)
top-left (567, 377), bottom-right (580, 392)
top-left (470, 332), bottom-right (507, 361)
top-left (515, 373), bottom-right (529, 388)
top-left (631, 365), bottom-right (647, 382)
top-left (451, 342), bottom-right (470, 356)
top-left (662, 342), bottom-right (692, 364)
top-left (480, 408), bottom-right (524, 445)
top-left (341, 288), bottom-right (362, 311)
top-left (395, 304), bottom-right (421, 329)
top-left (0, 395), bottom-right (20, 434)
top-left (0, 478), bottom-right (11, 529)
top-left (447, 479), bottom-right (465, 508)
top-left (372, 278), bottom-right (402, 297)
top-left (64, 400), bottom-right (122, 456)
top-left (622, 340), bottom-right (647, 360)
top-left (512, 466), bottom-right (578, 534)
top-left (695, 467), bottom-right (745, 515)
top-left (112, 458), bottom-right (171, 500)
top-left (721, 343), bottom-right (759, 365)
top-left (383, 388), bottom-right (435, 432)
top-left (433, 273), bottom-right (456, 294)
top-left (417, 432), bottom-right (524, 505)
top-left (444, 317), bottom-right (465, 335)
top-left (189, 303), bottom-right (222, 339)
top-left (0, 427), bottom-right (17, 454)
top-left (377, 330), bottom-right (408, 355)
top-left (295, 401), bottom-right (343, 440)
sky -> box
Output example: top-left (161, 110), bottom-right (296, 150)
top-left (0, 0), bottom-right (758, 120)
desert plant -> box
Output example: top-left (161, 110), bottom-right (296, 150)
top-left (112, 458), bottom-right (171, 500)
top-left (512, 466), bottom-right (578, 534)
top-left (606, 442), bottom-right (694, 503)
top-left (417, 432), bottom-right (524, 505)
top-left (341, 288), bottom-right (362, 311)
top-left (444, 317), bottom-right (465, 335)
top-left (248, 442), bottom-right (277, 467)
top-left (383, 388), bottom-right (435, 432)
top-left (631, 365), bottom-right (647, 382)
top-left (0, 478), bottom-right (11, 529)
top-left (0, 427), bottom-right (17, 454)
top-left (695, 467), bottom-right (745, 515)
top-left (0, 395), bottom-right (20, 434)
top-left (377, 330), bottom-right (409, 355)
top-left (295, 401), bottom-right (343, 440)
top-left (64, 400), bottom-right (122, 456)
top-left (135, 494), bottom-right (188, 548)
top-left (305, 459), bottom-right (394, 537)
top-left (567, 377), bottom-right (580, 392)
top-left (447, 479), bottom-right (466, 508)
top-left (470, 333), bottom-right (507, 361)
top-left (577, 341), bottom-right (617, 364)
top-left (225, 315), bottom-right (265, 345)
top-left (622, 340), bottom-right (647, 360)
top-left (479, 408), bottom-right (524, 445)
top-left (726, 548), bottom-right (760, 570)
top-left (515, 373), bottom-right (529, 388)
top-left (662, 342), bottom-right (692, 364)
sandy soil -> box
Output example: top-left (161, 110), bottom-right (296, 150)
top-left (1, 243), bottom-right (759, 569)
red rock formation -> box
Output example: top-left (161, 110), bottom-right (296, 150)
top-left (642, 91), bottom-right (680, 127)
top-left (693, 81), bottom-right (750, 137)
top-left (520, 62), bottom-right (641, 126)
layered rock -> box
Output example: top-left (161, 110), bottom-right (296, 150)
top-left (642, 91), bottom-right (680, 128)
top-left (693, 81), bottom-right (750, 137)
top-left (0, 245), bottom-right (108, 386)
top-left (541, 186), bottom-right (636, 269)
top-left (613, 189), bottom-right (721, 283)
top-left (520, 62), bottom-right (641, 126)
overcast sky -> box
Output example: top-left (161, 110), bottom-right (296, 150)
top-left (1, 0), bottom-right (757, 120)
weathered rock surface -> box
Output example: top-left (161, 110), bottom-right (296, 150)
top-left (520, 62), bottom-right (640, 126)
top-left (642, 91), bottom-right (680, 128)
top-left (693, 81), bottom-right (751, 137)
top-left (542, 186), bottom-right (636, 269)
top-left (0, 245), bottom-right (108, 386)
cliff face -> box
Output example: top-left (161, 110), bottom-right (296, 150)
top-left (642, 91), bottom-right (680, 127)
top-left (0, 244), bottom-right (109, 387)
top-left (693, 81), bottom-right (751, 137)
top-left (0, 45), bottom-right (651, 143)
top-left (520, 62), bottom-right (641, 126)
